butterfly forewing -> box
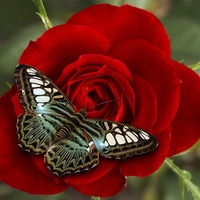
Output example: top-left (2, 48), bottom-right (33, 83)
top-left (14, 64), bottom-right (75, 114)
top-left (15, 64), bottom-right (76, 154)
top-left (15, 64), bottom-right (158, 176)
top-left (84, 120), bottom-right (158, 159)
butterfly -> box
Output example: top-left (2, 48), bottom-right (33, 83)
top-left (14, 64), bottom-right (158, 176)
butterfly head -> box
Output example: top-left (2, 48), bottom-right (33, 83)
top-left (77, 109), bottom-right (87, 119)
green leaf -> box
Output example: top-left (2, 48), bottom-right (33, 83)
top-left (165, 158), bottom-right (200, 200)
top-left (189, 61), bottom-right (200, 71)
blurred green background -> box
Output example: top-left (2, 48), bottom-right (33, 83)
top-left (0, 0), bottom-right (200, 200)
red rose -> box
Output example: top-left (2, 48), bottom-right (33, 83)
top-left (0, 3), bottom-right (200, 197)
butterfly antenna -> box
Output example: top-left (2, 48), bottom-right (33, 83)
top-left (84, 77), bottom-right (89, 110)
top-left (88, 97), bottom-right (120, 110)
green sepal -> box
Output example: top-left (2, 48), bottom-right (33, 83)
top-left (6, 82), bottom-right (12, 89)
top-left (91, 196), bottom-right (101, 200)
top-left (189, 61), bottom-right (200, 71)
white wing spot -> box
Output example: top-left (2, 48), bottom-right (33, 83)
top-left (125, 135), bottom-right (133, 143)
top-left (88, 141), bottom-right (94, 147)
top-left (44, 87), bottom-right (52, 93)
top-left (104, 140), bottom-right (109, 147)
top-left (86, 141), bottom-right (94, 153)
top-left (106, 133), bottom-right (116, 146)
top-left (31, 84), bottom-right (39, 88)
top-left (115, 134), bottom-right (126, 145)
top-left (35, 96), bottom-right (50, 103)
top-left (37, 103), bottom-right (45, 107)
top-left (126, 131), bottom-right (139, 142)
top-left (104, 121), bottom-right (110, 130)
top-left (30, 78), bottom-right (43, 85)
top-left (123, 126), bottom-right (129, 132)
top-left (33, 76), bottom-right (42, 80)
top-left (33, 88), bottom-right (46, 95)
top-left (112, 123), bottom-right (118, 129)
top-left (29, 68), bottom-right (37, 72)
top-left (115, 128), bottom-right (122, 134)
top-left (139, 131), bottom-right (150, 140)
top-left (27, 68), bottom-right (37, 75)
top-left (53, 95), bottom-right (64, 99)
top-left (53, 88), bottom-right (58, 93)
top-left (44, 80), bottom-right (50, 86)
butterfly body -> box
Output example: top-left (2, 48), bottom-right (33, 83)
top-left (15, 64), bottom-right (158, 176)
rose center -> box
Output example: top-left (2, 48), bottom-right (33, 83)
top-left (87, 90), bottom-right (104, 111)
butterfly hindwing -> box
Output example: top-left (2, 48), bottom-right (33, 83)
top-left (17, 113), bottom-right (69, 154)
top-left (45, 129), bottom-right (99, 176)
top-left (84, 119), bottom-right (158, 159)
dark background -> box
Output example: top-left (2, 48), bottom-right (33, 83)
top-left (0, 0), bottom-right (200, 200)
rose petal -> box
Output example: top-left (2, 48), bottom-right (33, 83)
top-left (121, 126), bottom-right (171, 176)
top-left (70, 164), bottom-right (126, 197)
top-left (131, 74), bottom-right (157, 131)
top-left (30, 152), bottom-right (117, 186)
top-left (30, 155), bottom-right (64, 185)
top-left (64, 157), bottom-right (117, 185)
top-left (168, 62), bottom-right (200, 156)
top-left (67, 4), bottom-right (170, 56)
top-left (0, 88), bottom-right (68, 194)
top-left (56, 54), bottom-right (133, 87)
top-left (109, 40), bottom-right (181, 134)
top-left (19, 24), bottom-right (110, 75)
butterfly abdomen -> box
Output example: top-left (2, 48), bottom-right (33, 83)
top-left (53, 126), bottom-right (71, 141)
